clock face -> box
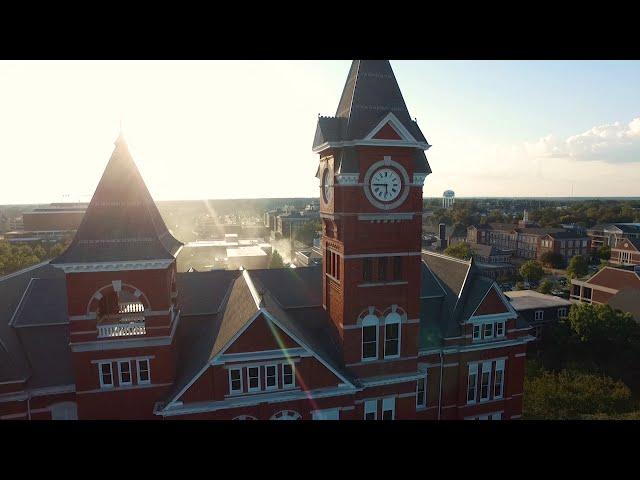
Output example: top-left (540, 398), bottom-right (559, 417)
top-left (322, 167), bottom-right (333, 203)
top-left (370, 168), bottom-right (402, 202)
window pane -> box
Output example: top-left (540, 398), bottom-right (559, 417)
top-left (378, 258), bottom-right (387, 281)
top-left (365, 412), bottom-right (376, 420)
top-left (363, 258), bottom-right (372, 281)
top-left (363, 325), bottom-right (377, 343)
top-left (363, 342), bottom-right (377, 358)
top-left (382, 410), bottom-right (393, 420)
top-left (393, 256), bottom-right (402, 281)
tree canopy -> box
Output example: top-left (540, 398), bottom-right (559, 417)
top-left (519, 260), bottom-right (545, 283)
top-left (539, 251), bottom-right (564, 269)
top-left (524, 366), bottom-right (634, 420)
top-left (269, 250), bottom-right (285, 269)
top-left (444, 242), bottom-right (472, 260)
top-left (567, 255), bottom-right (589, 279)
top-left (0, 239), bottom-right (70, 276)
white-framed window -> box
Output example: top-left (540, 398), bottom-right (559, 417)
top-left (557, 307), bottom-right (567, 319)
top-left (118, 360), bottom-right (132, 387)
top-left (137, 359), bottom-right (151, 385)
top-left (483, 323), bottom-right (494, 339)
top-left (382, 397), bottom-right (395, 420)
top-left (494, 359), bottom-right (505, 399)
top-left (364, 399), bottom-right (377, 420)
top-left (480, 361), bottom-right (492, 402)
top-left (416, 375), bottom-right (427, 409)
top-left (495, 321), bottom-right (505, 337)
top-left (312, 408), bottom-right (340, 420)
top-left (282, 363), bottom-right (295, 388)
top-left (98, 362), bottom-right (113, 389)
top-left (491, 411), bottom-right (502, 420)
top-left (361, 314), bottom-right (379, 361)
top-left (473, 324), bottom-right (481, 341)
top-left (535, 310), bottom-right (544, 321)
top-left (247, 366), bottom-right (261, 393)
top-left (384, 312), bottom-right (401, 359)
top-left (467, 363), bottom-right (478, 404)
top-left (229, 368), bottom-right (243, 394)
top-left (264, 364), bottom-right (278, 391)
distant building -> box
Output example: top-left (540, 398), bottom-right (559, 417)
top-left (226, 245), bottom-right (269, 270)
top-left (470, 244), bottom-right (516, 280)
top-left (442, 190), bottom-right (455, 209)
top-left (610, 238), bottom-right (640, 266)
top-left (570, 266), bottom-right (640, 307)
top-left (467, 222), bottom-right (589, 261)
top-left (538, 231), bottom-right (591, 264)
top-left (4, 203), bottom-right (87, 244)
top-left (587, 223), bottom-right (640, 253)
top-left (504, 290), bottom-right (572, 340)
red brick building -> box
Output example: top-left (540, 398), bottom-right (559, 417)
top-left (0, 60), bottom-right (533, 420)
top-left (610, 238), bottom-right (640, 266)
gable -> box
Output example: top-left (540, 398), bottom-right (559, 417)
top-left (473, 286), bottom-right (510, 316)
top-left (224, 313), bottom-right (299, 354)
top-left (614, 239), bottom-right (640, 252)
top-left (372, 122), bottom-right (402, 140)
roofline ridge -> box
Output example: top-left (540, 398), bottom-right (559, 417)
top-left (0, 260), bottom-right (51, 283)
top-left (421, 249), bottom-right (472, 265)
top-left (242, 269), bottom-right (262, 308)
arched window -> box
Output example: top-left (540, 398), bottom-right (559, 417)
top-left (384, 312), bottom-right (401, 359)
top-left (361, 314), bottom-right (379, 361)
top-left (51, 402), bottom-right (78, 420)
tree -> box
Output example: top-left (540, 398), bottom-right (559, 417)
top-left (269, 250), bottom-right (284, 269)
top-left (539, 251), bottom-right (564, 269)
top-left (519, 260), bottom-right (544, 283)
top-left (567, 255), bottom-right (589, 279)
top-left (599, 245), bottom-right (611, 261)
top-left (523, 367), bottom-right (634, 420)
top-left (444, 242), bottom-right (471, 260)
top-left (538, 279), bottom-right (552, 294)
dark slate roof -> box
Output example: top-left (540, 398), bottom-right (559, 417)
top-left (176, 270), bottom-right (241, 316)
top-left (313, 60), bottom-right (428, 149)
top-left (615, 224), bottom-right (640, 234)
top-left (247, 266), bottom-right (322, 308)
top-left (0, 262), bottom-right (71, 386)
top-left (18, 325), bottom-right (74, 389)
top-left (10, 278), bottom-right (68, 327)
top-left (335, 147), bottom-right (359, 174)
top-left (544, 230), bottom-right (588, 239)
top-left (608, 288), bottom-right (640, 323)
top-left (53, 135), bottom-right (182, 264)
top-left (414, 150), bottom-right (432, 175)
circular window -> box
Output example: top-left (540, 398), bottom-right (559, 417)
top-left (270, 410), bottom-right (302, 420)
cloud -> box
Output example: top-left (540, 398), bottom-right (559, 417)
top-left (526, 117), bottom-right (640, 163)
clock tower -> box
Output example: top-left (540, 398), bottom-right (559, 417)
top-left (313, 60), bottom-right (431, 379)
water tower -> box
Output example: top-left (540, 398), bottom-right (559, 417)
top-left (442, 190), bottom-right (455, 209)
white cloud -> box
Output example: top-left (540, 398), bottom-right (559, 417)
top-left (526, 117), bottom-right (640, 163)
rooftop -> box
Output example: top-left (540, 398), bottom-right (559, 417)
top-left (504, 290), bottom-right (572, 310)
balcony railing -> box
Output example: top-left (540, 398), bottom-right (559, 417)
top-left (97, 313), bottom-right (146, 339)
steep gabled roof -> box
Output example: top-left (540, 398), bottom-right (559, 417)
top-left (53, 135), bottom-right (182, 264)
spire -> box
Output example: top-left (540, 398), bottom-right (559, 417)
top-left (312, 60), bottom-right (428, 150)
top-left (335, 60), bottom-right (426, 142)
top-left (53, 135), bottom-right (182, 264)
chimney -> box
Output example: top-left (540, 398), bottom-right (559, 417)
top-left (439, 223), bottom-right (448, 250)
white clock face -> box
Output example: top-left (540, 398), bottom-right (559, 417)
top-left (322, 167), bottom-right (333, 203)
top-left (370, 168), bottom-right (402, 202)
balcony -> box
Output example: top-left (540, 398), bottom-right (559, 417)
top-left (97, 301), bottom-right (146, 338)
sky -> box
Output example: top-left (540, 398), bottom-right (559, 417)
top-left (1, 60), bottom-right (639, 205)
